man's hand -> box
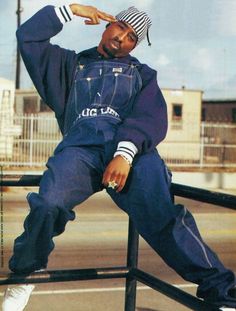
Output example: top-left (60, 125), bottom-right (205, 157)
top-left (102, 156), bottom-right (131, 192)
top-left (69, 4), bottom-right (116, 25)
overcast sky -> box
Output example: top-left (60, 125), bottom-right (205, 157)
top-left (0, 0), bottom-right (235, 99)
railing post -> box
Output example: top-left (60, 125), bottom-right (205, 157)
top-left (124, 218), bottom-right (139, 311)
top-left (29, 114), bottom-right (34, 167)
top-left (200, 122), bottom-right (204, 168)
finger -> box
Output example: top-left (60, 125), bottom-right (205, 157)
top-left (109, 171), bottom-right (119, 185)
top-left (84, 14), bottom-right (100, 25)
top-left (102, 170), bottom-right (111, 186)
top-left (84, 19), bottom-right (99, 25)
top-left (114, 174), bottom-right (123, 190)
top-left (97, 11), bottom-right (117, 22)
top-left (97, 10), bottom-right (115, 19)
top-left (116, 174), bottom-right (128, 192)
top-left (102, 168), bottom-right (117, 186)
top-left (84, 20), bottom-right (93, 25)
top-left (93, 14), bottom-right (100, 24)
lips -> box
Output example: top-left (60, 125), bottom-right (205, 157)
top-left (109, 39), bottom-right (120, 50)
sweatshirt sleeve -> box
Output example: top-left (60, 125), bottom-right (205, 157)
top-left (16, 5), bottom-right (78, 118)
top-left (115, 64), bottom-right (168, 154)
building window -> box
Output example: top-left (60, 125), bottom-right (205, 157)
top-left (23, 96), bottom-right (38, 114)
top-left (201, 108), bottom-right (206, 121)
top-left (232, 108), bottom-right (236, 123)
top-left (172, 103), bottom-right (183, 121)
top-left (171, 104), bottom-right (183, 130)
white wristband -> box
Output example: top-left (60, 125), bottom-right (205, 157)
top-left (113, 141), bottom-right (138, 165)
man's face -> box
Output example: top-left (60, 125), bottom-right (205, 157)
top-left (97, 21), bottom-right (138, 58)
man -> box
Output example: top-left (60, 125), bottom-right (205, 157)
top-left (2, 3), bottom-right (236, 311)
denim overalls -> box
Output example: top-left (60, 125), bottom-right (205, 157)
top-left (9, 59), bottom-right (236, 307)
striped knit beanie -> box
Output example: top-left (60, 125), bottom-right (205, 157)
top-left (115, 7), bottom-right (152, 46)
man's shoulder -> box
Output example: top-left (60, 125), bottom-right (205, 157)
top-left (129, 55), bottom-right (155, 73)
top-left (136, 62), bottom-right (157, 83)
top-left (139, 63), bottom-right (156, 74)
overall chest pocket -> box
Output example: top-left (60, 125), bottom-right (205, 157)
top-left (75, 64), bottom-right (136, 112)
top-left (101, 72), bottom-right (133, 109)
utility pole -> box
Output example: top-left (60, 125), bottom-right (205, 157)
top-left (15, 0), bottom-right (23, 89)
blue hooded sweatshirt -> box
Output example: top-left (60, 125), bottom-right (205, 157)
top-left (16, 5), bottom-right (168, 155)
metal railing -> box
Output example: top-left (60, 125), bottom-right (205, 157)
top-left (1, 175), bottom-right (236, 310)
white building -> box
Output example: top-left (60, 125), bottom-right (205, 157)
top-left (0, 78), bottom-right (21, 159)
top-left (158, 88), bottom-right (203, 163)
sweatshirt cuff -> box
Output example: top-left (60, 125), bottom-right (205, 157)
top-left (113, 141), bottom-right (138, 165)
top-left (55, 5), bottom-right (74, 24)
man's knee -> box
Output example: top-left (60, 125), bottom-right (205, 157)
top-left (27, 192), bottom-right (61, 217)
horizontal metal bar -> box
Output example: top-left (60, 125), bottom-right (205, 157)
top-left (131, 269), bottom-right (221, 311)
top-left (203, 144), bottom-right (236, 147)
top-left (171, 183), bottom-right (236, 210)
top-left (2, 175), bottom-right (236, 210)
top-left (0, 267), bottom-right (130, 285)
top-left (2, 163), bottom-right (236, 168)
top-left (1, 174), bottom-right (234, 309)
top-left (1, 175), bottom-right (42, 187)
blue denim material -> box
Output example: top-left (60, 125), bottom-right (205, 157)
top-left (63, 60), bottom-right (142, 135)
top-left (9, 61), bottom-right (236, 307)
top-left (9, 140), bottom-right (236, 306)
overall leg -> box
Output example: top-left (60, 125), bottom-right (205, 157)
top-left (9, 147), bottom-right (102, 274)
top-left (107, 150), bottom-right (236, 307)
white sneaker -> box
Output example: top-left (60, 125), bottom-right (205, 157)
top-left (220, 307), bottom-right (236, 310)
top-left (2, 284), bottom-right (35, 311)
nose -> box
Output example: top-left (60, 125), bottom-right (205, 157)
top-left (116, 29), bottom-right (129, 42)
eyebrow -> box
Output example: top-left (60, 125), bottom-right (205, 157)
top-left (119, 21), bottom-right (138, 40)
